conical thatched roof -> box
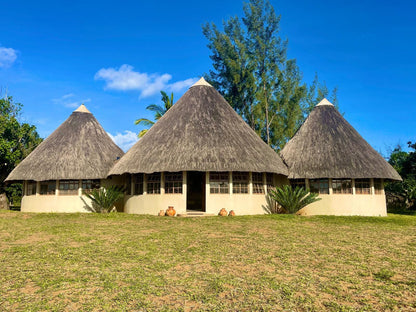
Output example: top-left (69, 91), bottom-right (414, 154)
top-left (280, 99), bottom-right (401, 180)
top-left (5, 105), bottom-right (124, 182)
top-left (109, 78), bottom-right (288, 176)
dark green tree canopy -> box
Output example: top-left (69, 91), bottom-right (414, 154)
top-left (203, 0), bottom-right (337, 150)
top-left (0, 95), bottom-right (42, 197)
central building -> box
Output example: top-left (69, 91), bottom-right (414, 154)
top-left (109, 78), bottom-right (288, 215)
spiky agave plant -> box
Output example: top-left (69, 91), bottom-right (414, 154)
top-left (84, 186), bottom-right (124, 213)
top-left (268, 185), bottom-right (321, 214)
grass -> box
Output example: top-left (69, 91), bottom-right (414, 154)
top-left (0, 211), bottom-right (415, 311)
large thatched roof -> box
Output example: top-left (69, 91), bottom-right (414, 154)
top-left (109, 78), bottom-right (288, 176)
top-left (280, 99), bottom-right (401, 180)
top-left (5, 105), bottom-right (124, 182)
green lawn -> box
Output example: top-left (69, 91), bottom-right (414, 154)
top-left (0, 211), bottom-right (415, 311)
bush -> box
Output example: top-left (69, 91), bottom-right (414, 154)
top-left (266, 185), bottom-right (321, 214)
top-left (84, 186), bottom-right (124, 213)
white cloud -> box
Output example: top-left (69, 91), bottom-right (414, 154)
top-left (52, 94), bottom-right (91, 108)
top-left (94, 64), bottom-right (198, 98)
top-left (108, 130), bottom-right (138, 152)
top-left (0, 47), bottom-right (17, 68)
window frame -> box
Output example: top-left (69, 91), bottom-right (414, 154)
top-left (209, 172), bottom-right (229, 194)
top-left (252, 172), bottom-right (264, 194)
top-left (165, 172), bottom-right (183, 194)
top-left (232, 172), bottom-right (249, 194)
top-left (147, 173), bottom-right (161, 194)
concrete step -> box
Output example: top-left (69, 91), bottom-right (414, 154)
top-left (177, 211), bottom-right (216, 217)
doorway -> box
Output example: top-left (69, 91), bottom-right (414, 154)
top-left (187, 171), bottom-right (205, 211)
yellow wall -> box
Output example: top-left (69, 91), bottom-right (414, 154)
top-left (298, 194), bottom-right (387, 216)
top-left (124, 194), bottom-right (185, 215)
top-left (21, 195), bottom-right (94, 213)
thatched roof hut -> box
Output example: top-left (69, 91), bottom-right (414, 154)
top-left (5, 105), bottom-right (124, 182)
top-left (109, 78), bottom-right (288, 176)
top-left (280, 99), bottom-right (401, 180)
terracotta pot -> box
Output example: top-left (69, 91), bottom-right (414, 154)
top-left (166, 206), bottom-right (176, 217)
top-left (219, 208), bottom-right (227, 216)
top-left (228, 210), bottom-right (235, 216)
top-left (158, 210), bottom-right (165, 216)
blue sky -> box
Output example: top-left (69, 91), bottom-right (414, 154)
top-left (0, 0), bottom-right (415, 154)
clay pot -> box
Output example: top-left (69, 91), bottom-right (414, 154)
top-left (166, 206), bottom-right (176, 217)
top-left (228, 210), bottom-right (235, 217)
top-left (158, 210), bottom-right (165, 216)
top-left (218, 208), bottom-right (227, 216)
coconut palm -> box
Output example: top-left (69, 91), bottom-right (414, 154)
top-left (135, 91), bottom-right (174, 138)
top-left (267, 185), bottom-right (321, 214)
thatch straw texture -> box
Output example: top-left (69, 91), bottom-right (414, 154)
top-left (5, 106), bottom-right (123, 182)
top-left (280, 101), bottom-right (401, 180)
top-left (109, 83), bottom-right (288, 176)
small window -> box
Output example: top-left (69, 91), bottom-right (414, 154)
top-left (309, 179), bottom-right (329, 194)
top-left (147, 173), bottom-right (161, 194)
top-left (252, 172), bottom-right (264, 194)
top-left (332, 179), bottom-right (352, 194)
top-left (290, 179), bottom-right (306, 190)
top-left (165, 172), bottom-right (182, 194)
top-left (210, 172), bottom-right (229, 194)
top-left (266, 173), bottom-right (274, 193)
top-left (374, 179), bottom-right (383, 195)
top-left (27, 181), bottom-right (37, 196)
top-left (40, 181), bottom-right (56, 195)
top-left (82, 180), bottom-right (100, 192)
top-left (59, 180), bottom-right (79, 195)
top-left (233, 172), bottom-right (249, 194)
top-left (355, 179), bottom-right (371, 194)
top-left (133, 174), bottom-right (144, 195)
top-left (125, 174), bottom-right (132, 195)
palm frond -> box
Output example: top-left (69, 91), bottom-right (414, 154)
top-left (138, 129), bottom-right (148, 138)
top-left (84, 186), bottom-right (124, 213)
top-left (268, 185), bottom-right (321, 214)
top-left (134, 118), bottom-right (154, 127)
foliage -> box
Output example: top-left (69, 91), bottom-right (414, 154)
top-left (0, 94), bottom-right (42, 204)
top-left (262, 192), bottom-right (285, 214)
top-left (83, 186), bottom-right (124, 213)
top-left (203, 0), bottom-right (337, 150)
top-left (267, 185), bottom-right (321, 214)
top-left (135, 91), bottom-right (174, 138)
top-left (386, 142), bottom-right (416, 210)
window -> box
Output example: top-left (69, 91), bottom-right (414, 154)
top-left (332, 179), bottom-right (352, 194)
top-left (165, 172), bottom-right (182, 194)
top-left (266, 173), bottom-right (274, 193)
top-left (27, 181), bottom-right (36, 196)
top-left (233, 172), bottom-right (249, 194)
top-left (210, 172), bottom-right (229, 194)
top-left (309, 179), bottom-right (329, 194)
top-left (252, 172), bottom-right (264, 194)
top-left (82, 180), bottom-right (100, 193)
top-left (133, 174), bottom-right (144, 195)
top-left (147, 173), bottom-right (161, 194)
top-left (59, 180), bottom-right (79, 195)
top-left (290, 179), bottom-right (306, 190)
top-left (374, 179), bottom-right (383, 195)
top-left (355, 179), bottom-right (371, 194)
top-left (125, 174), bottom-right (132, 195)
top-left (40, 181), bottom-right (56, 195)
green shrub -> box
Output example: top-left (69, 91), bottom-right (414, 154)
top-left (84, 186), bottom-right (124, 213)
top-left (267, 185), bottom-right (321, 214)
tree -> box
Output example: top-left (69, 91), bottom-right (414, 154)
top-left (135, 91), bottom-right (174, 138)
top-left (386, 142), bottom-right (416, 210)
top-left (266, 185), bottom-right (321, 214)
top-left (0, 94), bottom-right (42, 205)
top-left (203, 0), bottom-right (337, 150)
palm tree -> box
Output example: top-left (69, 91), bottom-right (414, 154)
top-left (135, 91), bottom-right (174, 138)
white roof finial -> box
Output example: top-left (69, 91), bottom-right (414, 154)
top-left (191, 77), bottom-right (213, 88)
top-left (74, 104), bottom-right (91, 113)
top-left (316, 98), bottom-right (334, 107)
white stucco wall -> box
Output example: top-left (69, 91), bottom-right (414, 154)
top-left (124, 194), bottom-right (186, 215)
top-left (298, 194), bottom-right (387, 216)
top-left (21, 195), bottom-right (94, 213)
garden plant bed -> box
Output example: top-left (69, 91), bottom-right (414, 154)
top-left (0, 211), bottom-right (415, 311)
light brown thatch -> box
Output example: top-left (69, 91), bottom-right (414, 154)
top-left (280, 99), bottom-right (401, 180)
top-left (5, 105), bottom-right (124, 182)
top-left (109, 79), bottom-right (288, 176)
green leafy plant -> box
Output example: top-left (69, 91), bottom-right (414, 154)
top-left (83, 186), bottom-right (124, 213)
top-left (267, 185), bottom-right (321, 214)
top-left (262, 193), bottom-right (285, 214)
